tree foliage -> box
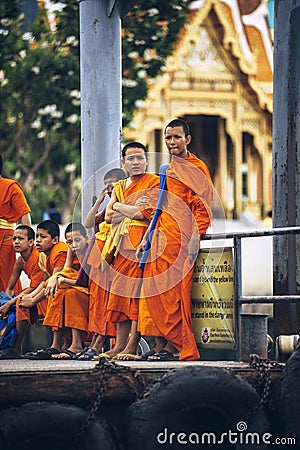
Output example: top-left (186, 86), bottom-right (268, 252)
top-left (0, 0), bottom-right (190, 222)
top-left (122, 0), bottom-right (190, 126)
top-left (0, 0), bottom-right (80, 222)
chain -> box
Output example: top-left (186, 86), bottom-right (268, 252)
top-left (250, 354), bottom-right (284, 404)
top-left (75, 357), bottom-right (146, 441)
top-left (240, 353), bottom-right (284, 422)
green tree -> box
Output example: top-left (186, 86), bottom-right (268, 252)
top-left (122, 0), bottom-right (190, 126)
top-left (0, 0), bottom-right (80, 222)
top-left (0, 0), bottom-right (191, 222)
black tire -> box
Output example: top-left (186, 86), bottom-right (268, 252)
top-left (126, 366), bottom-right (270, 450)
top-left (278, 345), bottom-right (300, 442)
top-left (137, 336), bottom-right (151, 355)
top-left (0, 401), bottom-right (117, 450)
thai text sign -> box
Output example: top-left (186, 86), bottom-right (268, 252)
top-left (191, 247), bottom-right (235, 349)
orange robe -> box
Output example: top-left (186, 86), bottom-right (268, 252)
top-left (43, 265), bottom-right (90, 338)
top-left (16, 246), bottom-right (46, 324)
top-left (141, 153), bottom-right (213, 360)
top-left (106, 173), bottom-right (159, 323)
top-left (45, 242), bottom-right (68, 275)
top-left (41, 241), bottom-right (68, 329)
top-left (87, 221), bottom-right (116, 337)
top-left (0, 178), bottom-right (30, 292)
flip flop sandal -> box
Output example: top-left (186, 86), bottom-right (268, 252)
top-left (0, 348), bottom-right (21, 360)
top-left (92, 352), bottom-right (113, 361)
top-left (51, 349), bottom-right (76, 360)
top-left (112, 353), bottom-right (139, 361)
top-left (141, 348), bottom-right (157, 360)
top-left (77, 348), bottom-right (99, 360)
top-left (73, 346), bottom-right (90, 360)
top-left (148, 349), bottom-right (180, 361)
top-left (25, 347), bottom-right (61, 360)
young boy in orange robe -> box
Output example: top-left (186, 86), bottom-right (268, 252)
top-left (0, 225), bottom-right (45, 359)
top-left (77, 168), bottom-right (126, 360)
top-left (44, 222), bottom-right (90, 359)
top-left (20, 220), bottom-right (68, 359)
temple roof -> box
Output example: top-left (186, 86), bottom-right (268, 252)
top-left (187, 0), bottom-right (273, 106)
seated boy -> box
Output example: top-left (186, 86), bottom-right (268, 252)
top-left (0, 225), bottom-right (45, 359)
top-left (44, 222), bottom-right (90, 359)
top-left (20, 220), bottom-right (68, 359)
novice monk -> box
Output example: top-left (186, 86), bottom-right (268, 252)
top-left (0, 225), bottom-right (45, 359)
top-left (44, 222), bottom-right (90, 359)
top-left (0, 154), bottom-right (31, 293)
top-left (77, 168), bottom-right (126, 360)
top-left (20, 220), bottom-right (68, 359)
top-left (97, 142), bottom-right (159, 361)
top-left (84, 167), bottom-right (126, 231)
top-left (137, 119), bottom-right (214, 361)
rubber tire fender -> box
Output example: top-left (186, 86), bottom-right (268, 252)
top-left (278, 346), bottom-right (300, 441)
top-left (0, 401), bottom-right (117, 450)
top-left (126, 366), bottom-right (270, 450)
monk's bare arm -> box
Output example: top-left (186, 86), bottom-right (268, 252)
top-left (5, 257), bottom-right (24, 297)
top-left (84, 185), bottom-right (106, 229)
top-left (18, 281), bottom-right (46, 308)
top-left (187, 231), bottom-right (201, 263)
top-left (105, 190), bottom-right (118, 224)
top-left (20, 212), bottom-right (31, 226)
top-left (112, 202), bottom-right (144, 220)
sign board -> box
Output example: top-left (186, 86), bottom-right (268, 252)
top-left (191, 247), bottom-right (236, 349)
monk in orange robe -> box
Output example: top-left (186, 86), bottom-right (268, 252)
top-left (103, 142), bottom-right (159, 360)
top-left (138, 119), bottom-right (213, 361)
top-left (78, 168), bottom-right (126, 360)
top-left (20, 220), bottom-right (68, 359)
top-left (0, 225), bottom-right (45, 359)
top-left (44, 222), bottom-right (90, 359)
top-left (86, 225), bottom-right (116, 353)
top-left (0, 154), bottom-right (31, 293)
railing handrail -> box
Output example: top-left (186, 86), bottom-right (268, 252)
top-left (202, 225), bottom-right (300, 241)
top-left (199, 225), bottom-right (300, 359)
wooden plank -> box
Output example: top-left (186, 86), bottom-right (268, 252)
top-left (0, 359), bottom-right (284, 408)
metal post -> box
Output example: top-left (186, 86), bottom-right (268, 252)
top-left (273, 0), bottom-right (300, 337)
top-left (78, 0), bottom-right (139, 221)
top-left (234, 236), bottom-right (242, 360)
top-left (240, 313), bottom-right (268, 362)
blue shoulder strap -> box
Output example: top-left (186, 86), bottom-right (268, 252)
top-left (139, 164), bottom-right (169, 270)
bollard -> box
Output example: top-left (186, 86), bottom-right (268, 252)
top-left (239, 313), bottom-right (268, 362)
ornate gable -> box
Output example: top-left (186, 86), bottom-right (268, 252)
top-left (125, 0), bottom-right (273, 143)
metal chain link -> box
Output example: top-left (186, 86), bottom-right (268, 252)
top-left (75, 354), bottom-right (284, 441)
top-left (75, 357), bottom-right (146, 441)
top-left (250, 354), bottom-right (284, 404)
top-left (241, 353), bottom-right (284, 422)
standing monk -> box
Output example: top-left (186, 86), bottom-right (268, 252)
top-left (138, 119), bottom-right (214, 361)
top-left (77, 168), bottom-right (126, 360)
top-left (101, 142), bottom-right (159, 361)
top-left (0, 155), bottom-right (31, 292)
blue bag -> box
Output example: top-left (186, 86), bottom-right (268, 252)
top-left (0, 292), bottom-right (17, 350)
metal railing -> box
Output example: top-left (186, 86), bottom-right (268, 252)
top-left (201, 226), bottom-right (300, 359)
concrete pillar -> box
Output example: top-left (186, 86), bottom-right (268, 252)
top-left (78, 0), bottom-right (139, 220)
top-left (233, 132), bottom-right (243, 219)
top-left (273, 0), bottom-right (300, 336)
top-left (218, 118), bottom-right (228, 213)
